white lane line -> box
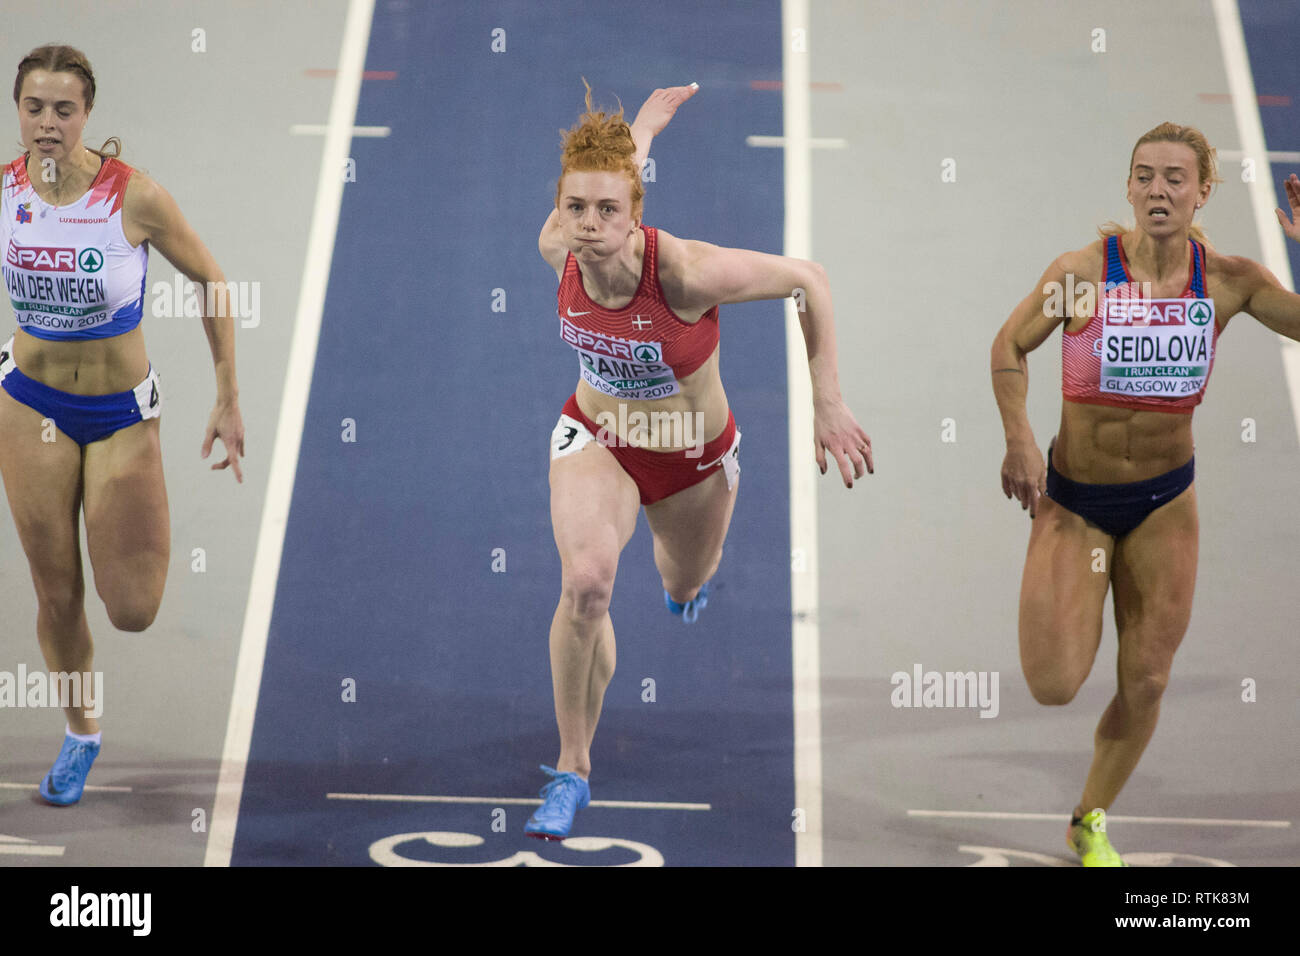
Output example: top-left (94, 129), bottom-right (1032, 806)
top-left (908, 809), bottom-right (1291, 828)
top-left (327, 793), bottom-right (711, 811)
top-left (290, 124), bottom-right (391, 137)
top-left (1212, 0), bottom-right (1300, 452)
top-left (203, 0), bottom-right (377, 868)
top-left (0, 847), bottom-right (64, 856)
top-left (783, 0), bottom-right (821, 869)
top-left (0, 834), bottom-right (65, 857)
top-left (0, 782), bottom-right (132, 793)
top-left (747, 135), bottom-right (847, 149)
top-left (1218, 149), bottom-right (1300, 163)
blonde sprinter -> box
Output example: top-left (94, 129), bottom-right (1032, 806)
top-left (993, 123), bottom-right (1300, 864)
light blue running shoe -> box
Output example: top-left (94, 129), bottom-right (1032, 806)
top-left (525, 765), bottom-right (590, 841)
top-left (665, 579), bottom-right (710, 623)
top-left (39, 734), bottom-right (100, 806)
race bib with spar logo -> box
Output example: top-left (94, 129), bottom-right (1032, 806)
top-left (1096, 296), bottom-right (1215, 398)
top-left (560, 315), bottom-right (680, 401)
top-left (3, 240), bottom-right (111, 333)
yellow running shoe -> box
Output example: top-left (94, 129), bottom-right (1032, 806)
top-left (1067, 808), bottom-right (1127, 867)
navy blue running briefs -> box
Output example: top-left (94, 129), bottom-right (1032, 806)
top-left (1046, 444), bottom-right (1194, 538)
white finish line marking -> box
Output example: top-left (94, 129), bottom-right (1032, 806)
top-left (327, 792), bottom-right (711, 811)
top-left (747, 135), bottom-right (846, 149)
top-left (0, 781), bottom-right (132, 793)
top-left (909, 809), bottom-right (1291, 828)
top-left (0, 833), bottom-right (65, 857)
top-left (290, 124), bottom-right (391, 137)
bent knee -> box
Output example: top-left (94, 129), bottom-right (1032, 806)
top-left (1026, 677), bottom-right (1083, 706)
top-left (1020, 621), bottom-right (1100, 707)
top-left (660, 552), bottom-right (720, 597)
top-left (100, 582), bottom-right (163, 632)
top-left (657, 541), bottom-right (723, 592)
top-left (1023, 660), bottom-right (1089, 705)
top-left (105, 599), bottom-right (160, 632)
top-left (560, 564), bottom-right (617, 622)
top-left (94, 564), bottom-right (165, 632)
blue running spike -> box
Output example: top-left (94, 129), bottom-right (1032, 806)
top-left (665, 579), bottom-right (710, 623)
top-left (525, 764), bottom-right (591, 841)
top-left (39, 734), bottom-right (100, 806)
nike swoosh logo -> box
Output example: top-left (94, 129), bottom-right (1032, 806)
top-left (567, 308), bottom-right (592, 317)
top-left (696, 444), bottom-right (739, 470)
top-left (1151, 492), bottom-right (1168, 501)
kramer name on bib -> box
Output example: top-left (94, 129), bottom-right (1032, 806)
top-left (1098, 297), bottom-right (1215, 397)
top-left (560, 315), bottom-right (680, 400)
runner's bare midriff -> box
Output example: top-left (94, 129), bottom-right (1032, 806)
top-left (1054, 400), bottom-right (1194, 484)
top-left (574, 346), bottom-right (730, 452)
top-left (11, 323), bottom-right (149, 395)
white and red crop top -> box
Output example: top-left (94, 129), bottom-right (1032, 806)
top-left (558, 225), bottom-right (719, 401)
top-left (1, 154), bottom-right (147, 341)
top-left (1062, 234), bottom-right (1219, 413)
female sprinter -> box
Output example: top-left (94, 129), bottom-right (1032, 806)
top-left (992, 122), bottom-right (1300, 865)
top-left (0, 46), bottom-right (243, 805)
top-left (526, 82), bottom-right (872, 839)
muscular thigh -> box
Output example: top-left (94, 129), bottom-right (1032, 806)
top-left (1019, 493), bottom-right (1115, 681)
top-left (1111, 484), bottom-right (1198, 676)
top-left (550, 441), bottom-right (640, 574)
top-left (0, 386), bottom-right (84, 585)
top-left (82, 417), bottom-right (170, 597)
top-left (643, 467), bottom-right (738, 577)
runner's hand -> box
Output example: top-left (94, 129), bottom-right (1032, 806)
top-left (1001, 440), bottom-right (1044, 517)
top-left (1276, 173), bottom-right (1300, 242)
top-left (203, 397), bottom-right (245, 483)
top-left (632, 83), bottom-right (699, 137)
top-left (814, 396), bottom-right (873, 487)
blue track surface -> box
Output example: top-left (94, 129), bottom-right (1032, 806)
top-left (231, 0), bottom-right (792, 866)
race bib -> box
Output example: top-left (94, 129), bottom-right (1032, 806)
top-left (4, 241), bottom-right (111, 334)
top-left (560, 316), bottom-right (680, 401)
top-left (1097, 297), bottom-right (1214, 398)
